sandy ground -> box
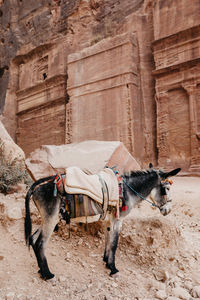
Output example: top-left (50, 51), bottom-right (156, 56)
top-left (0, 176), bottom-right (200, 300)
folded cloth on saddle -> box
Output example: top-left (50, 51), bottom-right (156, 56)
top-left (64, 167), bottom-right (119, 206)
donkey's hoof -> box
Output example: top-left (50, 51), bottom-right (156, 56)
top-left (45, 273), bottom-right (55, 280)
top-left (39, 270), bottom-right (55, 280)
top-left (47, 276), bottom-right (57, 285)
top-left (110, 268), bottom-right (119, 277)
top-left (111, 272), bottom-right (120, 279)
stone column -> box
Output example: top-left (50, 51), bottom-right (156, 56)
top-left (156, 92), bottom-right (170, 167)
top-left (182, 83), bottom-right (200, 172)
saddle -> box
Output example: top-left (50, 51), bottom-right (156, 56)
top-left (64, 166), bottom-right (119, 206)
top-left (54, 167), bottom-right (120, 223)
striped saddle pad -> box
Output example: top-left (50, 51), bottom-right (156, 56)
top-left (64, 193), bottom-right (103, 220)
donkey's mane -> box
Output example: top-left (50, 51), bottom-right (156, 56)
top-left (123, 169), bottom-right (159, 195)
top-left (123, 169), bottom-right (158, 178)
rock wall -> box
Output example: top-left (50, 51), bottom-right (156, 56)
top-left (67, 33), bottom-right (139, 153)
top-left (152, 0), bottom-right (200, 172)
top-left (0, 0), bottom-right (199, 171)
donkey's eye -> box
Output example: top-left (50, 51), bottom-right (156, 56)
top-left (160, 186), bottom-right (166, 195)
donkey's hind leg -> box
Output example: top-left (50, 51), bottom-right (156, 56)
top-left (30, 205), bottom-right (59, 280)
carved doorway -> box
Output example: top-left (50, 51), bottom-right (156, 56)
top-left (67, 33), bottom-right (139, 155)
top-left (168, 88), bottom-right (190, 169)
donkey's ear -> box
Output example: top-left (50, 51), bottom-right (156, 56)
top-left (149, 162), bottom-right (153, 169)
top-left (162, 168), bottom-right (181, 179)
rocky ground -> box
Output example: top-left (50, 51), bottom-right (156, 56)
top-left (0, 176), bottom-right (200, 300)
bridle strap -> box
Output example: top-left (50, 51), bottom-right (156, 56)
top-left (108, 166), bottom-right (171, 209)
top-left (122, 177), bottom-right (158, 208)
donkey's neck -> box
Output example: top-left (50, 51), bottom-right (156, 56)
top-left (124, 170), bottom-right (159, 199)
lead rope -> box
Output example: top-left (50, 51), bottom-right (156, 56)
top-left (108, 166), bottom-right (158, 208)
top-left (121, 177), bottom-right (158, 208)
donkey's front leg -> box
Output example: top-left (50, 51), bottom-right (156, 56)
top-left (106, 218), bottom-right (122, 276)
top-left (103, 220), bottom-right (111, 264)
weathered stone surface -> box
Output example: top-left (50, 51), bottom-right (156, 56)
top-left (153, 0), bottom-right (200, 40)
top-left (25, 140), bottom-right (140, 180)
top-left (191, 286), bottom-right (200, 298)
top-left (0, 0), bottom-right (155, 169)
top-left (5, 292), bottom-right (15, 300)
top-left (67, 33), bottom-right (139, 156)
top-left (0, 121), bottom-right (25, 167)
top-left (155, 289), bottom-right (167, 300)
top-left (0, 192), bottom-right (25, 221)
top-left (6, 205), bottom-right (23, 221)
top-left (153, 0), bottom-right (200, 172)
top-left (0, 0), bottom-right (200, 173)
top-left (171, 286), bottom-right (191, 300)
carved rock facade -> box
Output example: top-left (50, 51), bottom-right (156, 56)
top-left (152, 0), bottom-right (200, 172)
top-left (67, 33), bottom-right (139, 153)
top-left (0, 0), bottom-right (200, 172)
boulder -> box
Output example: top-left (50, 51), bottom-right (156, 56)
top-left (0, 121), bottom-right (26, 193)
top-left (0, 121), bottom-right (25, 167)
top-left (191, 286), bottom-right (200, 298)
top-left (25, 140), bottom-right (141, 180)
top-left (171, 286), bottom-right (191, 300)
top-left (0, 194), bottom-right (24, 222)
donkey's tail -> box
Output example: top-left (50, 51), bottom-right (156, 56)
top-left (25, 187), bottom-right (33, 247)
top-left (24, 175), bottom-right (56, 247)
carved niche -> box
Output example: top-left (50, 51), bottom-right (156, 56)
top-left (66, 33), bottom-right (141, 157)
top-left (16, 46), bottom-right (67, 155)
top-left (156, 89), bottom-right (191, 169)
top-left (153, 22), bottom-right (200, 172)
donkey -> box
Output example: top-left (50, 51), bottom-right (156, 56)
top-left (24, 164), bottom-right (181, 280)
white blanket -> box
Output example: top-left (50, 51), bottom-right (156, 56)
top-left (64, 166), bottom-right (119, 206)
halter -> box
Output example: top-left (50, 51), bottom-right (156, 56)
top-left (122, 177), bottom-right (158, 208)
top-left (110, 166), bottom-right (173, 210)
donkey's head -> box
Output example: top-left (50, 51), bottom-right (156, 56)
top-left (149, 164), bottom-right (181, 216)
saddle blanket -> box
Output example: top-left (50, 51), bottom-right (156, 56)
top-left (65, 194), bottom-right (102, 219)
top-left (64, 166), bottom-right (119, 206)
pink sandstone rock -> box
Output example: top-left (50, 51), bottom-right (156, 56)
top-left (25, 140), bottom-right (141, 180)
top-left (0, 0), bottom-right (200, 173)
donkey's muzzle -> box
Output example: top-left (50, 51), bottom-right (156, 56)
top-left (159, 203), bottom-right (171, 216)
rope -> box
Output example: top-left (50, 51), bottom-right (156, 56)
top-left (106, 166), bottom-right (158, 208)
top-left (121, 177), bottom-right (158, 208)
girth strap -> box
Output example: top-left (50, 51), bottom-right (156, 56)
top-left (98, 175), bottom-right (109, 220)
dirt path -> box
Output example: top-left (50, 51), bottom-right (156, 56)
top-left (0, 176), bottom-right (200, 300)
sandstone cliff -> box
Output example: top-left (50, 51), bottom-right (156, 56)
top-left (0, 0), bottom-right (200, 172)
